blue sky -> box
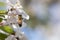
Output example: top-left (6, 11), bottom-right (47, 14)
top-left (21, 27), bottom-right (45, 40)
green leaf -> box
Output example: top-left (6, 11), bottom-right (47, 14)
top-left (0, 10), bottom-right (7, 15)
top-left (0, 18), bottom-right (3, 22)
top-left (0, 26), bottom-right (14, 34)
top-left (0, 26), bottom-right (14, 40)
top-left (0, 33), bottom-right (7, 40)
top-left (0, 2), bottom-right (6, 6)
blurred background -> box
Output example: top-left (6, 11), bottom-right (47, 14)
top-left (0, 0), bottom-right (60, 40)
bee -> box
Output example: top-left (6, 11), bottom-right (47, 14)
top-left (18, 15), bottom-right (23, 27)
